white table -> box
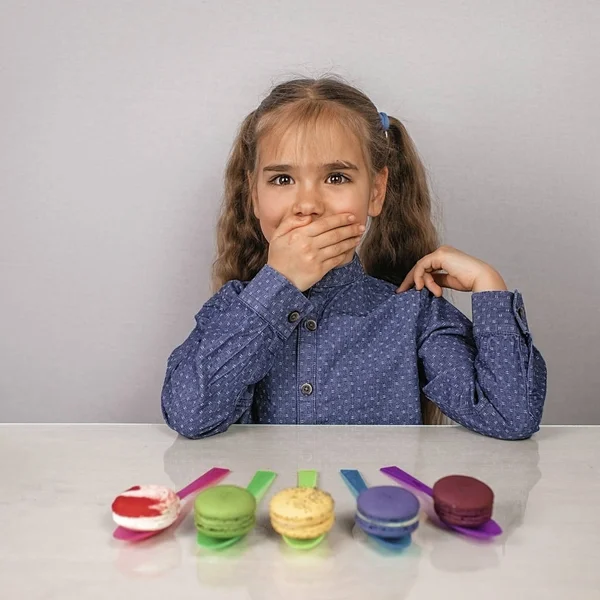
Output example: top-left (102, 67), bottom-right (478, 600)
top-left (1, 424), bottom-right (599, 599)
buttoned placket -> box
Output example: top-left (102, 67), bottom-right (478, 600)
top-left (288, 254), bottom-right (363, 424)
top-left (296, 288), bottom-right (320, 424)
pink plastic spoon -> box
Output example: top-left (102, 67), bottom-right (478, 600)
top-left (113, 467), bottom-right (230, 542)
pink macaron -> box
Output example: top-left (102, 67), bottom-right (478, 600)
top-left (432, 475), bottom-right (494, 528)
top-left (111, 485), bottom-right (181, 531)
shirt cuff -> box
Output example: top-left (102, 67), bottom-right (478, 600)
top-left (471, 290), bottom-right (530, 338)
top-left (239, 264), bottom-right (314, 339)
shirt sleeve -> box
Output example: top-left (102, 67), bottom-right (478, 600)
top-left (161, 265), bottom-right (313, 439)
top-left (416, 289), bottom-right (547, 440)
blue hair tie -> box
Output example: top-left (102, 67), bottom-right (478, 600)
top-left (379, 111), bottom-right (390, 131)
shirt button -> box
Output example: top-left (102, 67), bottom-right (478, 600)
top-left (518, 306), bottom-right (526, 320)
top-left (288, 311), bottom-right (300, 323)
top-left (305, 319), bottom-right (317, 331)
top-left (300, 383), bottom-right (313, 396)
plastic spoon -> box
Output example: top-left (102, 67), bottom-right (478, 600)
top-left (113, 467), bottom-right (230, 542)
top-left (340, 470), bottom-right (412, 551)
top-left (196, 470), bottom-right (277, 550)
top-left (380, 466), bottom-right (502, 539)
top-left (282, 470), bottom-right (327, 550)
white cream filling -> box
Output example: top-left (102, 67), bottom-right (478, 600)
top-left (356, 511), bottom-right (419, 528)
top-left (112, 501), bottom-right (179, 531)
top-left (112, 485), bottom-right (180, 531)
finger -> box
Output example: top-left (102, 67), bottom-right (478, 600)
top-left (396, 267), bottom-right (416, 293)
top-left (413, 263), bottom-right (427, 291)
top-left (424, 252), bottom-right (447, 273)
top-left (431, 272), bottom-right (470, 292)
top-left (416, 251), bottom-right (448, 275)
top-left (315, 222), bottom-right (365, 249)
top-left (321, 235), bottom-right (363, 261)
top-left (413, 250), bottom-right (448, 290)
top-left (321, 247), bottom-right (356, 272)
top-left (271, 214), bottom-right (313, 240)
top-left (303, 213), bottom-right (357, 237)
top-left (423, 272), bottom-right (443, 297)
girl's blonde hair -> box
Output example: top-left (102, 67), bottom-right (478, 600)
top-left (212, 76), bottom-right (444, 425)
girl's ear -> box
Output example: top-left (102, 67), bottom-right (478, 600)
top-left (368, 166), bottom-right (388, 218)
top-left (248, 171), bottom-right (260, 218)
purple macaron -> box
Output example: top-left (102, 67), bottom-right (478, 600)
top-left (356, 486), bottom-right (420, 539)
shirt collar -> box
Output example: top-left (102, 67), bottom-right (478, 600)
top-left (311, 252), bottom-right (365, 290)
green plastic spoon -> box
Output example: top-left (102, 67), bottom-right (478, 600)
top-left (282, 470), bottom-right (328, 550)
top-left (196, 470), bottom-right (276, 550)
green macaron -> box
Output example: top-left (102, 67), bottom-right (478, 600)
top-left (194, 485), bottom-right (257, 539)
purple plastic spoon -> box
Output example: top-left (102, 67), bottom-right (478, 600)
top-left (381, 466), bottom-right (502, 540)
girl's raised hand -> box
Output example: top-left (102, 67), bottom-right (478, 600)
top-left (267, 213), bottom-right (365, 292)
top-left (396, 245), bottom-right (508, 297)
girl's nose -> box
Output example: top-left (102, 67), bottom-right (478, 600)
top-left (293, 188), bottom-right (325, 217)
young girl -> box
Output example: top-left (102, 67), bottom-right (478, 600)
top-left (161, 76), bottom-right (547, 441)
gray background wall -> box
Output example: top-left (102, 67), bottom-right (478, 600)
top-left (1, 1), bottom-right (598, 424)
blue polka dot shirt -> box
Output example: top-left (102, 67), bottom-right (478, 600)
top-left (161, 253), bottom-right (547, 440)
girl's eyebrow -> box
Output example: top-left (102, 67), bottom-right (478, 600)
top-left (263, 161), bottom-right (359, 173)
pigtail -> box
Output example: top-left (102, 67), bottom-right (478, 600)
top-left (212, 111), bottom-right (268, 291)
top-left (360, 116), bottom-right (439, 286)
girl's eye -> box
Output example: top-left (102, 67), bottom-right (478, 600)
top-left (327, 173), bottom-right (351, 185)
top-left (268, 173), bottom-right (351, 186)
top-left (269, 175), bottom-right (294, 186)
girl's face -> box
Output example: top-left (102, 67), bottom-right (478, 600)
top-left (251, 119), bottom-right (388, 244)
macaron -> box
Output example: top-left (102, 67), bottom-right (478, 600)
top-left (269, 487), bottom-right (335, 539)
top-left (432, 475), bottom-right (494, 528)
top-left (111, 485), bottom-right (181, 531)
top-left (355, 486), bottom-right (420, 539)
top-left (194, 485), bottom-right (257, 539)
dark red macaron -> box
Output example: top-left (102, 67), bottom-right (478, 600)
top-left (432, 475), bottom-right (494, 528)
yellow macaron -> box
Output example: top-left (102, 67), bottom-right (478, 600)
top-left (269, 487), bottom-right (335, 539)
